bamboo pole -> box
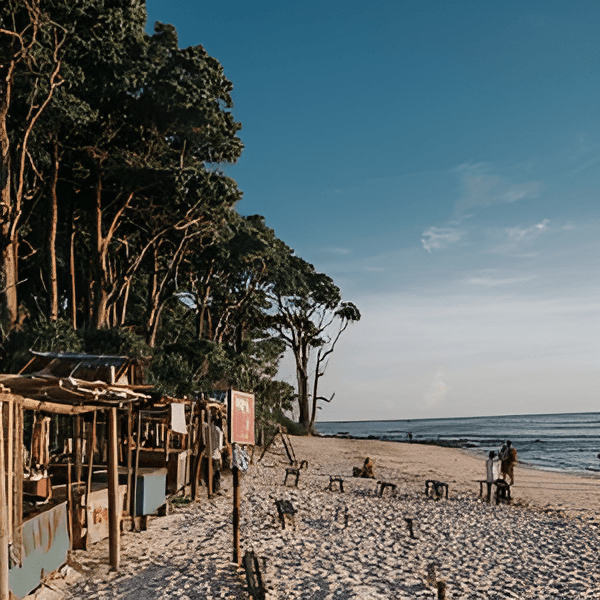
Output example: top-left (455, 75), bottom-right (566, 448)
top-left (0, 400), bottom-right (11, 600)
top-left (107, 408), bottom-right (120, 571)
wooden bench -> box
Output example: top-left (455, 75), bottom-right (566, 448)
top-left (425, 479), bottom-right (448, 499)
top-left (327, 476), bottom-right (344, 492)
top-left (275, 499), bottom-right (297, 529)
top-left (476, 479), bottom-right (511, 503)
top-left (377, 481), bottom-right (397, 497)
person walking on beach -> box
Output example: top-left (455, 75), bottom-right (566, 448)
top-left (500, 440), bottom-right (517, 485)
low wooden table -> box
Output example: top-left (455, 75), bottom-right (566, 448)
top-left (476, 479), bottom-right (511, 503)
top-left (425, 479), bottom-right (448, 499)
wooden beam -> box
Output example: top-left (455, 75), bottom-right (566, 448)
top-left (21, 398), bottom-right (96, 415)
top-left (107, 408), bottom-right (120, 571)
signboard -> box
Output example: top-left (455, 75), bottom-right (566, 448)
top-left (228, 389), bottom-right (255, 445)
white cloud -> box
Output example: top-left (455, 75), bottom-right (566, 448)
top-left (453, 162), bottom-right (540, 216)
top-left (506, 219), bottom-right (550, 241)
top-left (318, 247), bottom-right (351, 255)
top-left (467, 275), bottom-right (537, 287)
top-left (421, 226), bottom-right (463, 252)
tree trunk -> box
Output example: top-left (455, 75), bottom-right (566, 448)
top-left (48, 141), bottom-right (59, 321)
top-left (0, 65), bottom-right (18, 329)
top-left (145, 247), bottom-right (159, 345)
top-left (295, 341), bottom-right (310, 429)
top-left (69, 204), bottom-right (77, 329)
top-left (92, 172), bottom-right (109, 328)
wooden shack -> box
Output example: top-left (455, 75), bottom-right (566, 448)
top-left (0, 352), bottom-right (231, 599)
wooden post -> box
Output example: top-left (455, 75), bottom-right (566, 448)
top-left (66, 461), bottom-right (73, 550)
top-left (0, 400), bottom-right (11, 600)
top-left (131, 410), bottom-right (141, 521)
top-left (107, 408), bottom-right (120, 571)
top-left (12, 401), bottom-right (23, 566)
top-left (191, 410), bottom-right (200, 501)
top-left (85, 410), bottom-right (97, 526)
top-left (437, 581), bottom-right (447, 599)
top-left (126, 407), bottom-right (133, 517)
top-left (206, 410), bottom-right (213, 498)
top-left (74, 414), bottom-right (82, 484)
top-left (232, 466), bottom-right (240, 565)
top-left (6, 400), bottom-right (12, 546)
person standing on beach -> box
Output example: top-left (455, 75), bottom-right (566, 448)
top-left (485, 451), bottom-right (499, 501)
top-left (501, 440), bottom-right (517, 485)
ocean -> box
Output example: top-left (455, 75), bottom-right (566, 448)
top-left (315, 412), bottom-right (600, 475)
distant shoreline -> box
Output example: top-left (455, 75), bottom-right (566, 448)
top-left (315, 430), bottom-right (600, 478)
top-left (317, 431), bottom-right (478, 449)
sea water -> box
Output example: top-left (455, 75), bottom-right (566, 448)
top-left (315, 412), bottom-right (600, 474)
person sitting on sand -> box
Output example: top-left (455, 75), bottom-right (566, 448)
top-left (352, 457), bottom-right (375, 478)
top-left (500, 440), bottom-right (517, 485)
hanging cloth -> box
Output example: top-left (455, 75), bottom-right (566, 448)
top-left (31, 415), bottom-right (51, 469)
top-left (170, 403), bottom-right (187, 434)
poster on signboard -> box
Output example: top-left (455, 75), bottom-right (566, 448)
top-left (228, 389), bottom-right (255, 445)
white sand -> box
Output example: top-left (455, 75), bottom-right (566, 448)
top-left (48, 435), bottom-right (599, 599)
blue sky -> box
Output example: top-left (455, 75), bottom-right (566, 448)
top-left (146, 1), bottom-right (600, 420)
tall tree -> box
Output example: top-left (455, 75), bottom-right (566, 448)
top-left (0, 0), bottom-right (66, 330)
top-left (268, 255), bottom-right (360, 431)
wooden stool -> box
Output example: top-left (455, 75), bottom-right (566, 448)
top-left (275, 499), bottom-right (297, 530)
top-left (327, 476), bottom-right (344, 492)
top-left (284, 467), bottom-right (300, 487)
top-left (495, 480), bottom-right (511, 504)
top-left (425, 479), bottom-right (448, 499)
top-left (377, 481), bottom-right (397, 497)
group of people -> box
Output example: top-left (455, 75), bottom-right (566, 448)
top-left (485, 439), bottom-right (518, 486)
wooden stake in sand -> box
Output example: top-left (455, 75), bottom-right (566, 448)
top-left (437, 581), bottom-right (447, 599)
top-left (233, 466), bottom-right (240, 565)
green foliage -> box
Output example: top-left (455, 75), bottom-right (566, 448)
top-left (0, 317), bottom-right (82, 373)
top-left (0, 2), bottom-right (358, 435)
top-left (81, 328), bottom-right (150, 358)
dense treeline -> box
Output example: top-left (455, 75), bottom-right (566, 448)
top-left (0, 0), bottom-right (359, 432)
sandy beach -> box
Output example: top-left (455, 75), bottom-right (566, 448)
top-left (43, 435), bottom-right (600, 599)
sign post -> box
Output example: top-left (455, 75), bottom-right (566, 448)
top-left (228, 390), bottom-right (255, 565)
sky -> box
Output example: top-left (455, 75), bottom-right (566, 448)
top-left (146, 1), bottom-right (600, 421)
